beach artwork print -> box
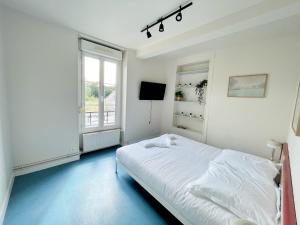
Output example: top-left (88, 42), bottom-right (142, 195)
top-left (228, 74), bottom-right (268, 98)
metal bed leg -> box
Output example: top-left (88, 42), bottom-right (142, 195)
top-left (115, 157), bottom-right (118, 174)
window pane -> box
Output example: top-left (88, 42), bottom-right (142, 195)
top-left (84, 56), bottom-right (100, 128)
top-left (104, 61), bottom-right (117, 126)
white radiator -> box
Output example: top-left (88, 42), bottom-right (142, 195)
top-left (82, 129), bottom-right (120, 153)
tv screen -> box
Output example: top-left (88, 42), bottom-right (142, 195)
top-left (139, 81), bottom-right (166, 100)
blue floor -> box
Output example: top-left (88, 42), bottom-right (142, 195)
top-left (4, 147), bottom-right (182, 225)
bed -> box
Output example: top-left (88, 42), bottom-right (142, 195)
top-left (116, 134), bottom-right (297, 225)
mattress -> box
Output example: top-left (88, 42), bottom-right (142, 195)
top-left (116, 134), bottom-right (237, 225)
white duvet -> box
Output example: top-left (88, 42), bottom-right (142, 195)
top-left (116, 134), bottom-right (237, 225)
top-left (188, 150), bottom-right (279, 225)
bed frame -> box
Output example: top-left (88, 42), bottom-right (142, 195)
top-left (115, 157), bottom-right (194, 225)
top-left (281, 143), bottom-right (297, 225)
top-left (116, 143), bottom-right (297, 225)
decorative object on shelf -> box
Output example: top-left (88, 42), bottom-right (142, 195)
top-left (175, 91), bottom-right (184, 101)
top-left (227, 74), bottom-right (268, 98)
top-left (141, 2), bottom-right (193, 38)
top-left (177, 83), bottom-right (194, 88)
top-left (292, 81), bottom-right (300, 136)
top-left (174, 112), bottom-right (204, 120)
top-left (195, 79), bottom-right (207, 104)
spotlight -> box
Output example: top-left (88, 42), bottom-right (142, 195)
top-left (146, 26), bottom-right (152, 38)
top-left (176, 6), bottom-right (182, 22)
top-left (159, 20), bottom-right (164, 32)
top-left (141, 2), bottom-right (193, 39)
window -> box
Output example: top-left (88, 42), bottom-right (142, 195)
top-left (104, 61), bottom-right (117, 126)
top-left (81, 52), bottom-right (121, 132)
top-left (84, 56), bottom-right (100, 128)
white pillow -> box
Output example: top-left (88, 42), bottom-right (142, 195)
top-left (187, 158), bottom-right (279, 225)
top-left (213, 149), bottom-right (278, 184)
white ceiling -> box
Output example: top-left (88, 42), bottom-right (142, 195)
top-left (156, 13), bottom-right (300, 59)
top-left (0, 0), bottom-right (300, 58)
top-left (0, 0), bottom-right (263, 48)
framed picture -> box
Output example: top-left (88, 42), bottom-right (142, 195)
top-left (292, 82), bottom-right (300, 136)
top-left (228, 74), bottom-right (268, 98)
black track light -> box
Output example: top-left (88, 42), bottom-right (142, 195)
top-left (159, 20), bottom-right (164, 32)
top-left (141, 2), bottom-right (192, 38)
top-left (147, 30), bottom-right (152, 38)
top-left (146, 26), bottom-right (152, 38)
top-left (176, 6), bottom-right (182, 22)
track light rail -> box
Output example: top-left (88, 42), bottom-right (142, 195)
top-left (140, 1), bottom-right (193, 33)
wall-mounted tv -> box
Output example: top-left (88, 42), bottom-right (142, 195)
top-left (139, 81), bottom-right (166, 100)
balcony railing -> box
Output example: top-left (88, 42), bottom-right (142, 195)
top-left (85, 111), bottom-right (115, 127)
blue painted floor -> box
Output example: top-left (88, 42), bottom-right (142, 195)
top-left (4, 147), bottom-right (182, 225)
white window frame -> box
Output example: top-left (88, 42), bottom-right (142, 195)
top-left (80, 52), bottom-right (121, 133)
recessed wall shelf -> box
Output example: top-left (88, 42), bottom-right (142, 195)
top-left (175, 100), bottom-right (206, 104)
top-left (174, 126), bottom-right (202, 135)
top-left (174, 114), bottom-right (204, 121)
top-left (175, 100), bottom-right (199, 103)
top-left (176, 79), bottom-right (207, 88)
top-left (173, 60), bottom-right (209, 141)
top-left (176, 85), bottom-right (196, 88)
top-left (176, 69), bottom-right (208, 76)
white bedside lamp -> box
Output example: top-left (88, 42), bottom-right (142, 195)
top-left (267, 139), bottom-right (282, 161)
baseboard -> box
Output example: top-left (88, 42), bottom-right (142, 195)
top-left (13, 153), bottom-right (80, 176)
top-left (0, 175), bottom-right (14, 225)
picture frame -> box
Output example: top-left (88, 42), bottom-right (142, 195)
top-left (292, 81), bottom-right (300, 136)
top-left (227, 74), bottom-right (268, 98)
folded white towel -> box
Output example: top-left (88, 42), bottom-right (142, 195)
top-left (139, 134), bottom-right (176, 148)
top-left (164, 134), bottom-right (177, 140)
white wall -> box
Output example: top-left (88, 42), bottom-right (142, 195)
top-left (288, 129), bottom-right (300, 222)
top-left (162, 36), bottom-right (300, 158)
top-left (122, 50), bottom-right (166, 144)
top-left (0, 6), bottom-right (13, 223)
top-left (2, 8), bottom-right (80, 168)
top-left (287, 55), bottom-right (300, 222)
top-left (207, 37), bottom-right (300, 158)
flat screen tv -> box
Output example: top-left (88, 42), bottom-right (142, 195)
top-left (139, 81), bottom-right (166, 100)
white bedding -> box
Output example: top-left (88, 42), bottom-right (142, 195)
top-left (188, 150), bottom-right (279, 225)
top-left (116, 134), bottom-right (237, 225)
